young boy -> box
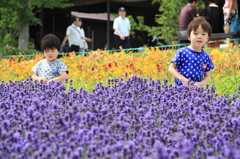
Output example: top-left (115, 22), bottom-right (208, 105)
top-left (169, 17), bottom-right (214, 86)
top-left (32, 34), bottom-right (68, 83)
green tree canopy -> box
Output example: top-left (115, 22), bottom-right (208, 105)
top-left (136, 0), bottom-right (204, 45)
top-left (0, 0), bottom-right (72, 49)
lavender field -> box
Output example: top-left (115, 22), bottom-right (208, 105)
top-left (0, 76), bottom-right (240, 159)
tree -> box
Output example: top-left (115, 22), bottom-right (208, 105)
top-left (0, 8), bottom-right (19, 47)
top-left (153, 0), bottom-right (187, 44)
top-left (0, 0), bottom-right (72, 49)
top-left (136, 0), bottom-right (204, 45)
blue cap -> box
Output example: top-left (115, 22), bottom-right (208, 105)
top-left (118, 7), bottom-right (126, 12)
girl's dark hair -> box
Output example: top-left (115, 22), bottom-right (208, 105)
top-left (187, 17), bottom-right (212, 39)
top-left (41, 34), bottom-right (61, 52)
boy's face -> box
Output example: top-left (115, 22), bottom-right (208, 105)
top-left (188, 25), bottom-right (209, 51)
top-left (44, 48), bottom-right (59, 62)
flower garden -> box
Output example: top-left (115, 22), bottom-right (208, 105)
top-left (0, 45), bottom-right (240, 158)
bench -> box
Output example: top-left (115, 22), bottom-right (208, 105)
top-left (174, 32), bottom-right (240, 46)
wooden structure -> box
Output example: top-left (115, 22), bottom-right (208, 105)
top-left (30, 0), bottom-right (160, 51)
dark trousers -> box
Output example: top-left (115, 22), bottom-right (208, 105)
top-left (114, 34), bottom-right (130, 49)
top-left (70, 44), bottom-right (80, 52)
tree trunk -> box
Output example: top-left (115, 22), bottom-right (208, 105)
top-left (18, 25), bottom-right (29, 50)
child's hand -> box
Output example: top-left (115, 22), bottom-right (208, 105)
top-left (180, 78), bottom-right (189, 85)
top-left (224, 15), bottom-right (230, 21)
top-left (47, 79), bottom-right (55, 83)
top-left (194, 82), bottom-right (202, 87)
top-left (38, 77), bottom-right (48, 83)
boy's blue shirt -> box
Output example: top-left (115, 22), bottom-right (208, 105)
top-left (171, 47), bottom-right (214, 86)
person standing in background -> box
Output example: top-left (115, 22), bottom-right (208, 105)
top-left (79, 18), bottom-right (92, 53)
top-left (200, 0), bottom-right (223, 47)
top-left (223, 0), bottom-right (237, 33)
top-left (215, 0), bottom-right (225, 33)
top-left (62, 17), bottom-right (81, 52)
top-left (113, 7), bottom-right (131, 49)
top-left (62, 17), bottom-right (92, 53)
top-left (179, 0), bottom-right (198, 36)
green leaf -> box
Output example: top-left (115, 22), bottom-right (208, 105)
top-left (0, 0), bottom-right (73, 48)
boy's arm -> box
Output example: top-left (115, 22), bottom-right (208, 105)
top-left (32, 73), bottom-right (48, 82)
top-left (48, 72), bottom-right (67, 82)
top-left (168, 62), bottom-right (189, 85)
top-left (194, 71), bottom-right (211, 87)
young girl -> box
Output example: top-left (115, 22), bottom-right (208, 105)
top-left (169, 17), bottom-right (214, 86)
top-left (32, 34), bottom-right (68, 83)
top-left (223, 0), bottom-right (237, 33)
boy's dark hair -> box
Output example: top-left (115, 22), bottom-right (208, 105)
top-left (188, 0), bottom-right (198, 3)
top-left (71, 17), bottom-right (82, 24)
top-left (41, 34), bottom-right (61, 52)
top-left (187, 17), bottom-right (212, 39)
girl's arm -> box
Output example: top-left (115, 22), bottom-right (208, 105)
top-left (225, 0), bottom-right (236, 21)
top-left (48, 72), bottom-right (67, 83)
top-left (194, 71), bottom-right (211, 86)
top-left (32, 73), bottom-right (48, 82)
top-left (168, 63), bottom-right (189, 85)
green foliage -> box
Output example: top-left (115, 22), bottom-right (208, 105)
top-left (0, 8), bottom-right (19, 47)
top-left (1, 0), bottom-right (72, 26)
top-left (127, 15), bottom-right (144, 32)
top-left (134, 0), bottom-right (204, 45)
top-left (151, 0), bottom-right (188, 44)
top-left (0, 0), bottom-right (73, 48)
top-left (0, 46), bottom-right (41, 56)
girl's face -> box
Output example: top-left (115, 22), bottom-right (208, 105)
top-left (44, 48), bottom-right (59, 62)
top-left (188, 25), bottom-right (209, 52)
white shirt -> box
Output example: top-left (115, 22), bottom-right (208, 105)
top-left (66, 24), bottom-right (81, 47)
top-left (31, 59), bottom-right (68, 80)
top-left (223, 8), bottom-right (236, 14)
top-left (79, 28), bottom-right (86, 48)
top-left (113, 16), bottom-right (131, 37)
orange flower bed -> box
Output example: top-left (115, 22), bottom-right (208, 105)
top-left (0, 45), bottom-right (239, 95)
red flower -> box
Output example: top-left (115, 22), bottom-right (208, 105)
top-left (34, 55), bottom-right (44, 61)
top-left (126, 63), bottom-right (133, 69)
top-left (68, 51), bottom-right (75, 57)
top-left (202, 64), bottom-right (207, 69)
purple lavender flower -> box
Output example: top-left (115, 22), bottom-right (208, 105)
top-left (0, 77), bottom-right (239, 158)
top-left (154, 141), bottom-right (169, 159)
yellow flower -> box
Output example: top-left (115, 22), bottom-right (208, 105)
top-left (217, 90), bottom-right (222, 95)
top-left (227, 42), bottom-right (233, 47)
